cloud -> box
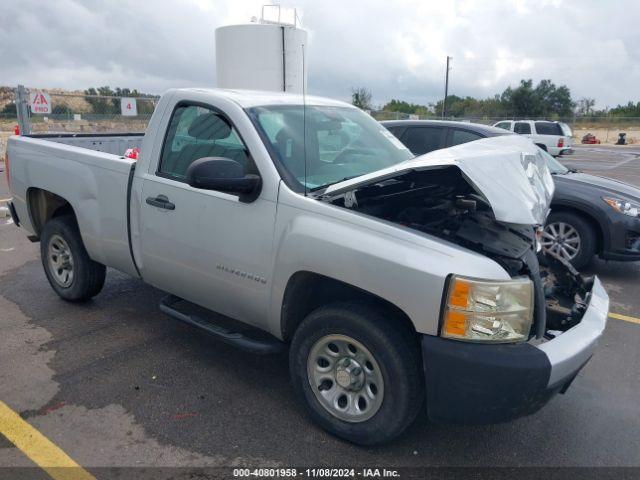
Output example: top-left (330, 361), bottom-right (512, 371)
top-left (0, 0), bottom-right (638, 108)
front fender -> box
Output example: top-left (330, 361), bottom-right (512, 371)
top-left (268, 189), bottom-right (511, 337)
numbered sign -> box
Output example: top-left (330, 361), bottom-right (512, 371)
top-left (29, 91), bottom-right (52, 114)
top-left (121, 98), bottom-right (138, 116)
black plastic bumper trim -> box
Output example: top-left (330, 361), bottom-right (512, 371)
top-left (421, 335), bottom-right (562, 424)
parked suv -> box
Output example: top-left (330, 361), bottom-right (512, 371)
top-left (493, 120), bottom-right (572, 156)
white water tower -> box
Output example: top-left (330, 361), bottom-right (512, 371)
top-left (215, 5), bottom-right (308, 94)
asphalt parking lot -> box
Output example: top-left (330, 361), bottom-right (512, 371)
top-left (0, 144), bottom-right (639, 475)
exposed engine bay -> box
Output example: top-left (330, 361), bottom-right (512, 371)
top-left (323, 166), bottom-right (593, 338)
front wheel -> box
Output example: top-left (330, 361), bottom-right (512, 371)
top-left (41, 214), bottom-right (106, 302)
top-left (289, 302), bottom-right (424, 445)
top-left (541, 212), bottom-right (596, 270)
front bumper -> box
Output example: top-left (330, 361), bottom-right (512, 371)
top-left (422, 276), bottom-right (609, 424)
top-left (601, 214), bottom-right (640, 261)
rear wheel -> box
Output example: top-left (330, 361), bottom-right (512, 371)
top-left (289, 302), bottom-right (424, 445)
top-left (41, 215), bottom-right (106, 301)
top-left (541, 212), bottom-right (596, 270)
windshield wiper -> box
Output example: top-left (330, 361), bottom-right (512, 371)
top-left (308, 176), bottom-right (360, 193)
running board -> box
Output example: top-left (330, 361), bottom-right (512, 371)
top-left (159, 295), bottom-right (284, 354)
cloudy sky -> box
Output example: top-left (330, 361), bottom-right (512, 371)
top-left (1, 0), bottom-right (638, 108)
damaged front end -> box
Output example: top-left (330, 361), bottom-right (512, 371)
top-left (541, 253), bottom-right (594, 334)
top-left (317, 137), bottom-right (594, 340)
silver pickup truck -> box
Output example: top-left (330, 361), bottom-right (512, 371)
top-left (5, 88), bottom-right (609, 445)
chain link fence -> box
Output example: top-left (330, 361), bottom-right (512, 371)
top-left (0, 86), bottom-right (160, 156)
top-left (29, 92), bottom-right (158, 134)
top-left (10, 88), bottom-right (159, 134)
top-left (1, 86), bottom-right (639, 155)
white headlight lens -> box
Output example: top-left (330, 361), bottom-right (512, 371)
top-left (441, 275), bottom-right (534, 343)
top-left (603, 197), bottom-right (640, 217)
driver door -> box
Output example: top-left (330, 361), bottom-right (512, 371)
top-left (138, 103), bottom-right (276, 329)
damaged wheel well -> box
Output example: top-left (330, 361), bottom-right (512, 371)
top-left (280, 271), bottom-right (417, 342)
top-left (27, 188), bottom-right (76, 238)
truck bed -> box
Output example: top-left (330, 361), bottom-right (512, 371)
top-left (7, 133), bottom-right (140, 277)
top-left (28, 132), bottom-right (144, 156)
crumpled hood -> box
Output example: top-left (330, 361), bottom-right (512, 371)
top-left (322, 135), bottom-right (555, 225)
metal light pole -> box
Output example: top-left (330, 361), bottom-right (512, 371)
top-left (15, 85), bottom-right (31, 135)
top-left (441, 56), bottom-right (452, 119)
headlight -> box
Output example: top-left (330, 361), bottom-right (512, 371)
top-left (603, 197), bottom-right (640, 218)
top-left (441, 275), bottom-right (534, 343)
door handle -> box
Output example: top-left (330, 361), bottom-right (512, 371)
top-left (145, 194), bottom-right (175, 210)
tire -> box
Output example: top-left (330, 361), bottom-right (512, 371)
top-left (542, 211), bottom-right (597, 270)
top-left (40, 214), bottom-right (106, 302)
top-left (289, 301), bottom-right (424, 445)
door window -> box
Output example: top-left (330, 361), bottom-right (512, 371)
top-left (495, 122), bottom-right (512, 131)
top-left (514, 122), bottom-right (532, 134)
top-left (401, 127), bottom-right (446, 155)
top-left (384, 126), bottom-right (403, 138)
top-left (450, 129), bottom-right (483, 146)
top-left (158, 104), bottom-right (254, 181)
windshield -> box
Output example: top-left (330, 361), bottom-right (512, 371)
top-left (248, 105), bottom-right (413, 190)
top-left (538, 147), bottom-right (569, 174)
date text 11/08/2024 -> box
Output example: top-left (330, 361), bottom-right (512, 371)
top-left (232, 468), bottom-right (400, 477)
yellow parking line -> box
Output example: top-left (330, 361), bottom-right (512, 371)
top-left (609, 312), bottom-right (640, 325)
top-left (0, 400), bottom-right (95, 480)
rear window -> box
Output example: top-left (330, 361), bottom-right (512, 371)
top-left (534, 122), bottom-right (563, 136)
top-left (495, 122), bottom-right (511, 131)
top-left (559, 123), bottom-right (573, 137)
top-left (514, 122), bottom-right (532, 134)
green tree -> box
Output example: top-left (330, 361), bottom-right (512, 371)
top-left (500, 79), bottom-right (574, 117)
top-left (84, 86), bottom-right (117, 114)
top-left (1, 102), bottom-right (17, 115)
top-left (52, 104), bottom-right (73, 116)
top-left (382, 99), bottom-right (432, 115)
top-left (501, 79), bottom-right (537, 116)
top-left (380, 78), bottom-right (576, 119)
top-left (534, 79), bottom-right (573, 116)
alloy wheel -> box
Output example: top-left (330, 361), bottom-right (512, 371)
top-left (541, 222), bottom-right (581, 261)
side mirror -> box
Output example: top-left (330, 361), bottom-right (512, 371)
top-left (186, 157), bottom-right (261, 200)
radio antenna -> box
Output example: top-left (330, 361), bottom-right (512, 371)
top-left (302, 42), bottom-right (308, 196)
